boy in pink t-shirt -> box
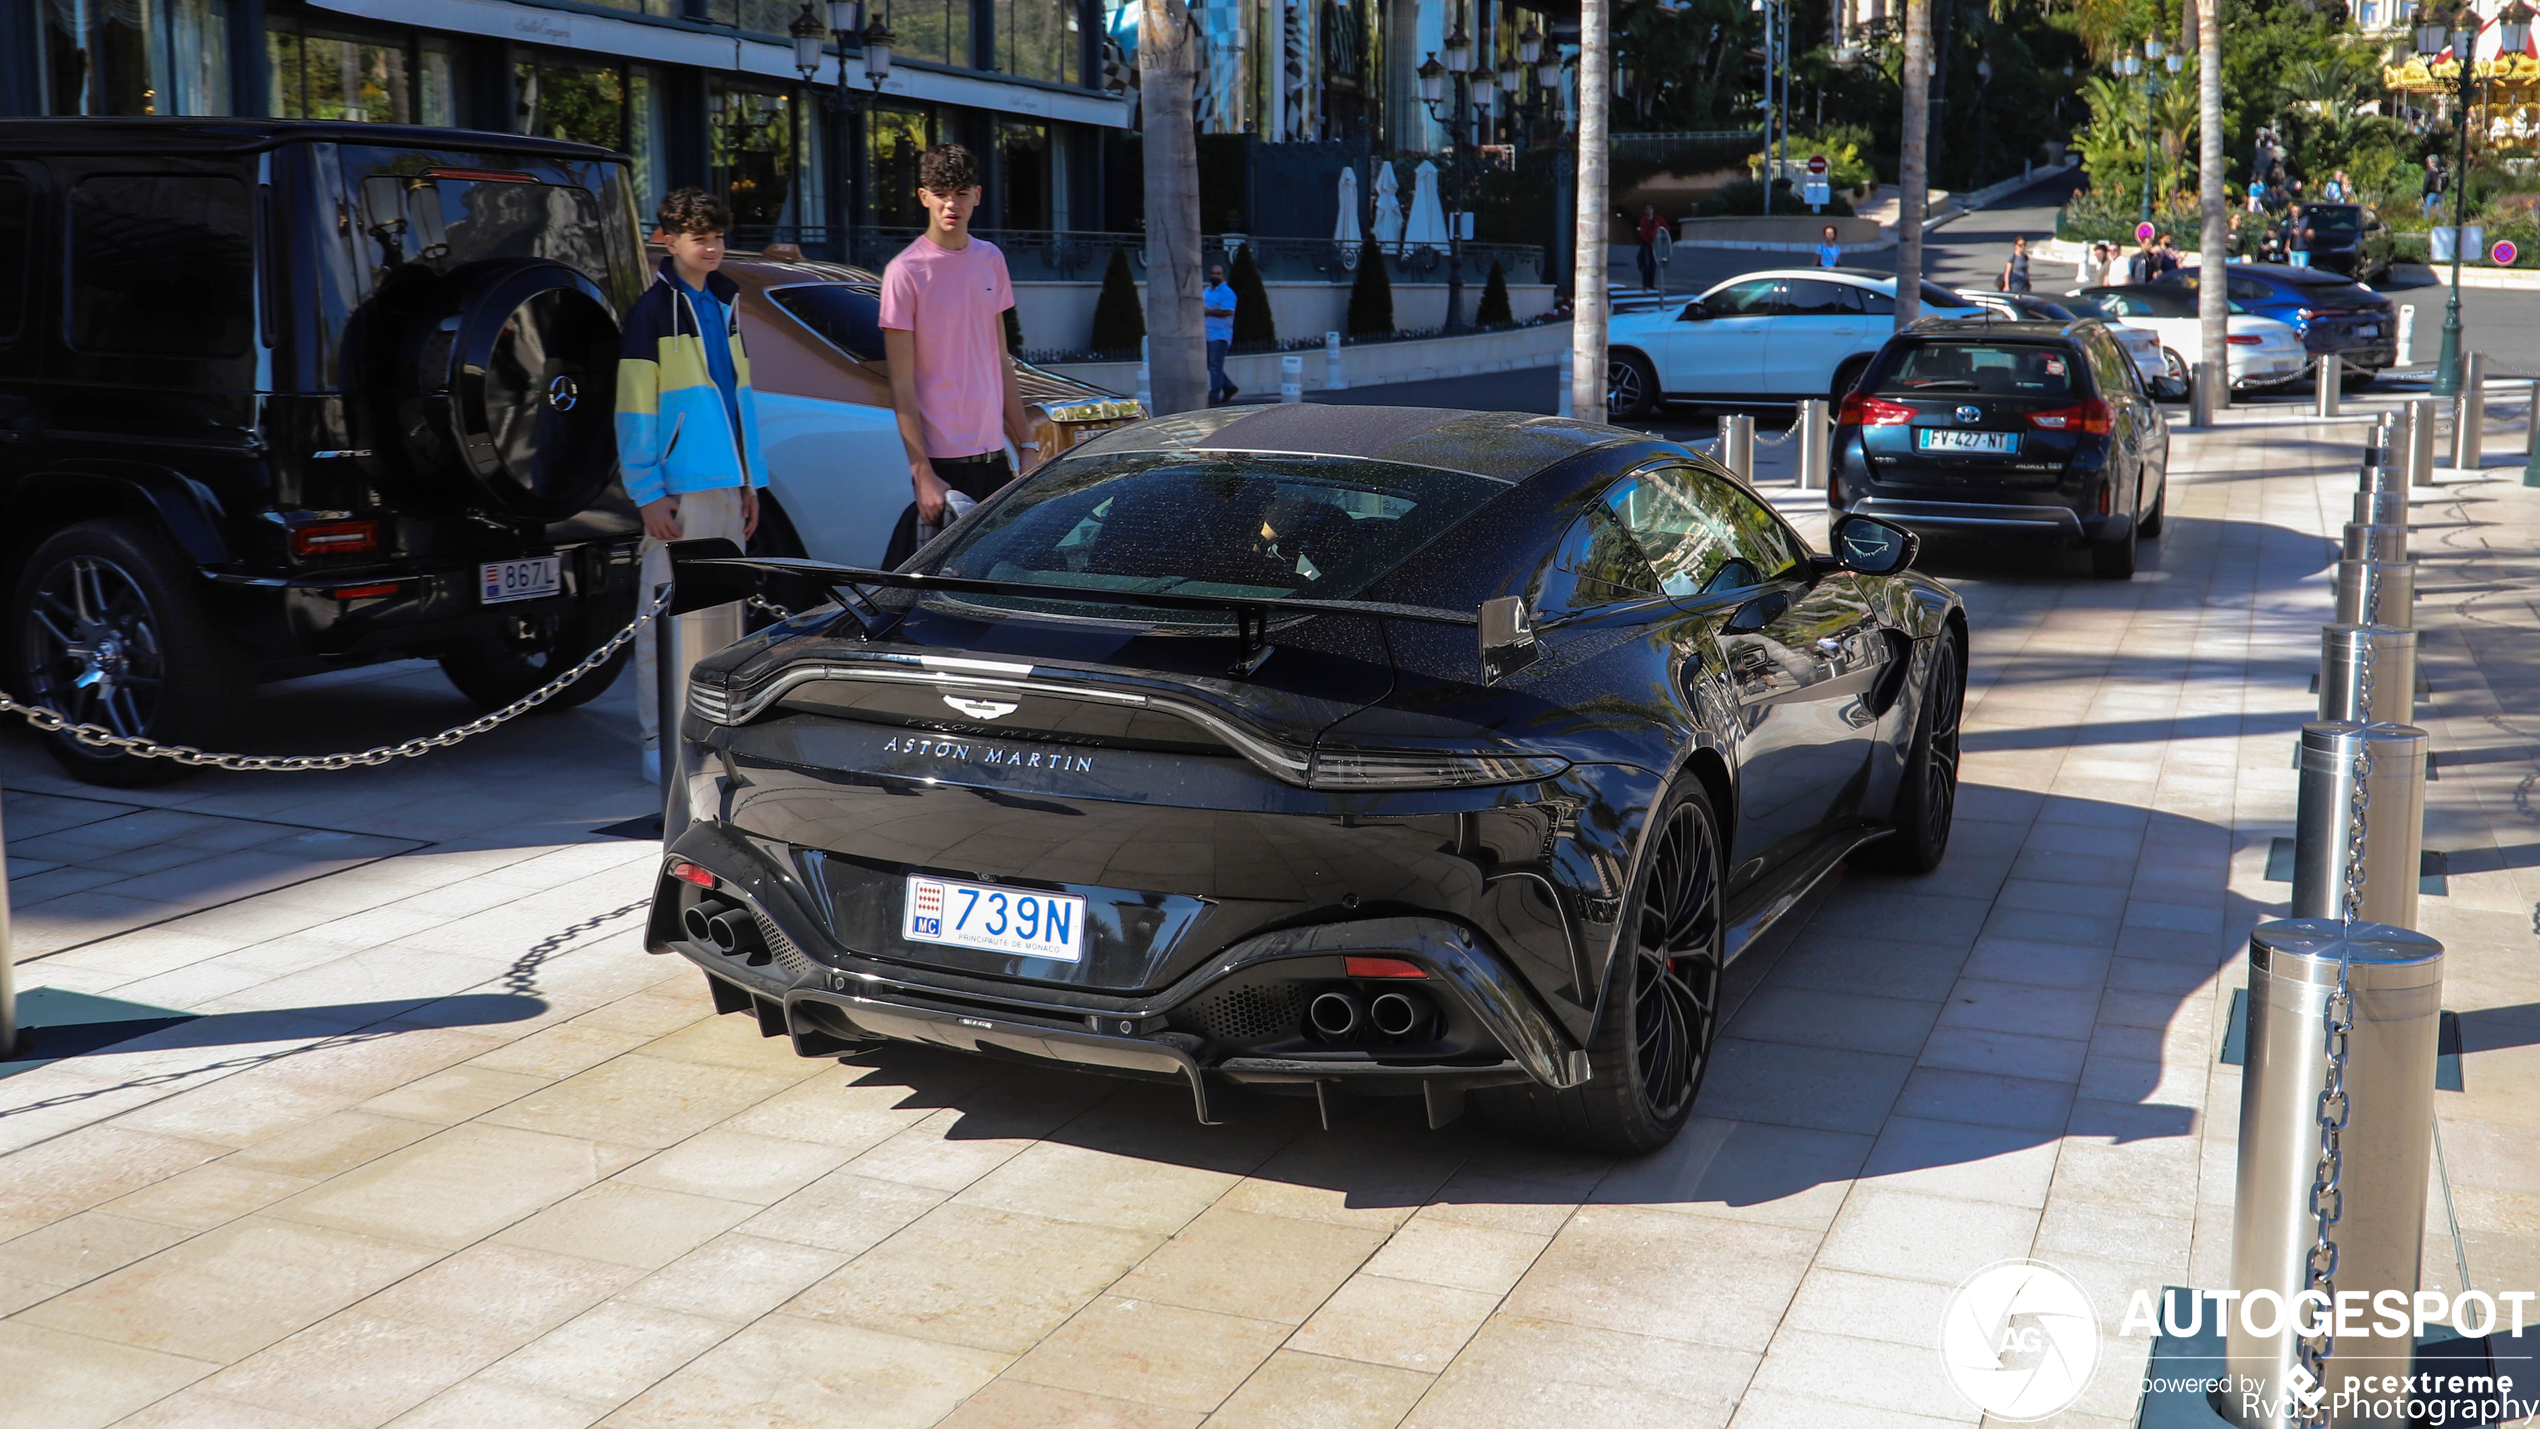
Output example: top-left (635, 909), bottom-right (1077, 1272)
top-left (877, 144), bottom-right (1041, 566)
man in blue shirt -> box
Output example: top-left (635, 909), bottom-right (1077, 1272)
top-left (1204, 262), bottom-right (1238, 405)
top-left (1815, 225), bottom-right (1841, 269)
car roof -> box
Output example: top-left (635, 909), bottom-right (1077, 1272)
top-left (0, 117), bottom-right (623, 162)
top-left (1907, 318), bottom-right (2098, 341)
top-left (1072, 405), bottom-right (1649, 483)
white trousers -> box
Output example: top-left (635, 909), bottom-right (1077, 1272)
top-left (636, 486), bottom-right (749, 754)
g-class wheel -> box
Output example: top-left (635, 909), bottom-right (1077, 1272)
top-left (1480, 779), bottom-right (1725, 1153)
top-left (11, 521), bottom-right (248, 786)
top-left (439, 604), bottom-right (629, 712)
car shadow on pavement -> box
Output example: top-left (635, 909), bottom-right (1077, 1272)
top-left (756, 779), bottom-right (2263, 1222)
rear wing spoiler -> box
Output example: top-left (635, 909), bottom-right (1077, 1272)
top-left (661, 539), bottom-right (1490, 662)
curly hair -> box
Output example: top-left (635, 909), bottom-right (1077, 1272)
top-left (656, 188), bottom-right (732, 237)
top-left (917, 144), bottom-right (979, 195)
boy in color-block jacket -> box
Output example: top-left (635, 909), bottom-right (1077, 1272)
top-left (615, 187), bottom-right (765, 781)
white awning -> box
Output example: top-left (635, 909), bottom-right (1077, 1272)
top-left (304, 0), bottom-right (1134, 128)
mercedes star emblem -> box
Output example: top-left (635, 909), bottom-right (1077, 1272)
top-left (546, 374), bottom-right (580, 412)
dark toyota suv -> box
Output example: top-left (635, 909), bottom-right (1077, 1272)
top-left (1829, 318), bottom-right (2170, 580)
top-left (0, 119), bottom-right (645, 784)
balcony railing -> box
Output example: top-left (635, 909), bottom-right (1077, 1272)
top-left (735, 226), bottom-right (1544, 287)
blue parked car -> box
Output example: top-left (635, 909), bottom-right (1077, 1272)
top-left (2152, 264), bottom-right (2397, 385)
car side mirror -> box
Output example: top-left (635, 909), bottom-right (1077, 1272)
top-left (1478, 595), bottom-right (1541, 680)
top-left (1830, 515), bottom-right (1919, 575)
top-left (1677, 301), bottom-right (1713, 322)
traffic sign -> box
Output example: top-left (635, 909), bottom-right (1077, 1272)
top-left (1807, 153), bottom-right (1829, 175)
top-left (2494, 239), bottom-right (2519, 265)
top-left (2135, 221), bottom-right (2156, 243)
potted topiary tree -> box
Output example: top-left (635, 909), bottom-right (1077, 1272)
top-left (1090, 245), bottom-right (1146, 355)
top-left (1476, 259), bottom-right (1512, 326)
top-left (1347, 237), bottom-right (1393, 336)
top-left (1229, 243), bottom-right (1277, 345)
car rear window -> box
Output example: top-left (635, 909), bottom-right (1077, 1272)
top-left (2304, 208), bottom-right (2362, 232)
top-left (769, 282), bottom-right (886, 361)
top-left (924, 454), bottom-right (1511, 626)
top-left (1874, 342), bottom-right (2079, 397)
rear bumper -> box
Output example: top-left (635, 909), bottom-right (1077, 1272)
top-left (649, 820), bottom-right (1588, 1117)
top-left (204, 537), bottom-right (642, 660)
top-left (1839, 496), bottom-right (2131, 543)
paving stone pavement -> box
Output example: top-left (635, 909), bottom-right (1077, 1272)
top-left (2, 407), bottom-right (2537, 1429)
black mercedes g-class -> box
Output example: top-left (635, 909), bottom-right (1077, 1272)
top-left (0, 118), bottom-right (646, 785)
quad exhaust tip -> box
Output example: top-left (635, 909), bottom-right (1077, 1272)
top-left (1369, 989), bottom-right (1432, 1039)
top-left (1308, 989), bottom-right (1364, 1039)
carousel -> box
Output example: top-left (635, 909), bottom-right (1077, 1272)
top-left (2383, 0), bottom-right (2540, 145)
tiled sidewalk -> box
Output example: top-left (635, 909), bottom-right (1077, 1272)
top-left (1, 412), bottom-right (2536, 1429)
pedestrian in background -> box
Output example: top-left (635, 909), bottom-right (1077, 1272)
top-left (1815, 224), bottom-right (1842, 269)
top-left (877, 143), bottom-right (1042, 569)
top-left (617, 187), bottom-right (765, 782)
top-left (2127, 233), bottom-right (2160, 285)
top-left (2285, 204), bottom-right (2315, 268)
top-left (2154, 233), bottom-right (2182, 278)
top-left (1998, 235), bottom-right (2033, 293)
top-left (1633, 204), bottom-right (1663, 291)
top-left (1203, 262), bottom-right (1239, 405)
top-left (2325, 169), bottom-right (2351, 202)
top-left (2423, 154), bottom-right (2448, 219)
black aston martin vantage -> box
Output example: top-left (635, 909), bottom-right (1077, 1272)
top-left (647, 405), bottom-right (1966, 1154)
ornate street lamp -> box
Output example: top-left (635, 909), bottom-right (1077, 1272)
top-left (862, 15), bottom-right (893, 81)
top-left (1418, 17), bottom-right (1490, 332)
top-left (2419, 3), bottom-right (2485, 393)
top-left (1417, 52), bottom-right (1447, 104)
top-left (1518, 21), bottom-right (1543, 64)
top-left (791, 4), bottom-right (826, 80)
top-left (1444, 20), bottom-right (1473, 73)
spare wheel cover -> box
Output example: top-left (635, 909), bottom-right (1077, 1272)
top-left (446, 261), bottom-right (622, 519)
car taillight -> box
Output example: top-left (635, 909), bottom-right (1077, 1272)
top-left (1838, 394), bottom-right (1915, 426)
top-left (291, 520), bottom-right (378, 556)
top-left (2026, 401), bottom-right (2112, 435)
top-left (2297, 307), bottom-right (2320, 321)
top-left (667, 860), bottom-right (717, 889)
top-left (2226, 334), bottom-right (2264, 346)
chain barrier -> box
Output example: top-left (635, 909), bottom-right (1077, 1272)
top-left (0, 585), bottom-right (674, 772)
top-left (2295, 491), bottom-right (2385, 1422)
top-left (746, 594), bottom-right (797, 621)
top-left (1752, 408), bottom-right (1809, 447)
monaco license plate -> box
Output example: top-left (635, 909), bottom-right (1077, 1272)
top-left (480, 556), bottom-right (562, 605)
top-left (904, 875), bottom-right (1087, 962)
top-left (1917, 428), bottom-right (2017, 454)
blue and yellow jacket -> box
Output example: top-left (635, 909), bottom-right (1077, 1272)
top-left (614, 257), bottom-right (769, 508)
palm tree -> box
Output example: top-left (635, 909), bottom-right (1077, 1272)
top-left (1141, 0), bottom-right (1205, 415)
top-left (1895, 0), bottom-right (1930, 329)
top-left (2198, 0), bottom-right (2225, 413)
top-left (1574, 0), bottom-right (1612, 417)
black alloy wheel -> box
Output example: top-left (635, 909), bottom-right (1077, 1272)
top-left (1857, 637), bottom-right (1961, 874)
top-left (1608, 351), bottom-right (1659, 420)
top-left (1479, 780), bottom-right (1725, 1154)
top-left (11, 521), bottom-right (247, 786)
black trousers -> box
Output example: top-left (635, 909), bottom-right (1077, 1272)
top-left (882, 450), bottom-right (1013, 568)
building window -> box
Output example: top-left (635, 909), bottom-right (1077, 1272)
top-left (892, 0), bottom-right (976, 69)
top-left (995, 0), bottom-right (1082, 85)
top-left (996, 119), bottom-right (1048, 228)
top-left (42, 0), bottom-right (231, 115)
top-left (268, 21), bottom-right (456, 124)
top-left (700, 0), bottom-right (799, 32)
top-left (711, 81), bottom-right (825, 242)
top-left (516, 57), bottom-right (668, 224)
top-left (867, 106), bottom-right (935, 228)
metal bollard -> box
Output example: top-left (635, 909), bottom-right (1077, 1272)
top-left (1135, 337), bottom-right (1152, 413)
top-left (2191, 360), bottom-right (2219, 427)
top-left (2527, 377), bottom-right (2540, 489)
top-left (1558, 352), bottom-right (1575, 419)
top-left (657, 600), bottom-right (745, 812)
top-left (1324, 331), bottom-right (1345, 391)
top-left (2226, 916), bottom-right (2443, 1428)
top-left (2333, 559), bottom-right (2415, 630)
top-left (2291, 722), bottom-right (2429, 926)
top-left (2318, 625), bottom-right (2417, 728)
top-left (2397, 301), bottom-right (2417, 366)
top-left (1717, 414), bottom-right (1755, 483)
top-left (1280, 353), bottom-right (1303, 403)
top-left (2356, 412), bottom-right (2393, 490)
top-left (1795, 399), bottom-right (1830, 491)
top-left (2313, 353), bottom-right (2342, 418)
top-left (2340, 522), bottom-right (2407, 563)
top-left (0, 800), bottom-right (14, 1060)
top-left (2352, 490), bottom-right (2408, 527)
top-left (2450, 351), bottom-right (2485, 471)
top-left (2405, 396), bottom-right (2441, 486)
